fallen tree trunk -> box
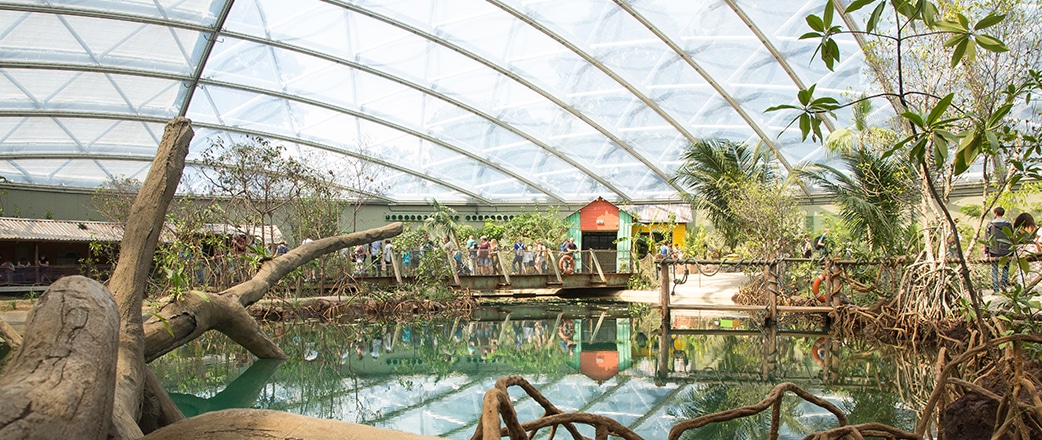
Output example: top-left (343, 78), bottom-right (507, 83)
top-left (142, 223), bottom-right (402, 362)
top-left (0, 276), bottom-right (119, 439)
top-left (0, 116), bottom-right (409, 438)
top-left (141, 408), bottom-right (441, 440)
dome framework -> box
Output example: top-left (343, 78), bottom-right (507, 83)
top-left (0, 0), bottom-right (876, 205)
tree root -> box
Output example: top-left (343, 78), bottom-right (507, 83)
top-left (469, 376), bottom-right (924, 440)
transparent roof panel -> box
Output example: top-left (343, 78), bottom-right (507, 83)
top-left (0, 0), bottom-right (900, 204)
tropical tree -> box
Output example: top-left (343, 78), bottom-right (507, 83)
top-left (801, 147), bottom-right (917, 255)
top-left (728, 180), bottom-right (805, 259)
top-left (767, 0), bottom-right (1042, 321)
top-left (200, 135), bottom-right (311, 245)
top-left (671, 139), bottom-right (776, 250)
top-left (422, 200), bottom-right (462, 247)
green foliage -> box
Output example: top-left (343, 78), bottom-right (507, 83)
top-left (801, 147), bottom-right (917, 255)
top-left (91, 176), bottom-right (143, 224)
top-left (500, 206), bottom-right (571, 245)
top-left (80, 241), bottom-right (118, 281)
top-left (772, 0), bottom-right (1028, 180)
top-left (682, 226), bottom-right (720, 259)
top-left (728, 181), bottom-right (805, 259)
top-left (671, 139), bottom-right (776, 251)
top-left (477, 219), bottom-right (506, 242)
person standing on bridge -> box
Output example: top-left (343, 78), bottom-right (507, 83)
top-left (512, 238), bottom-right (526, 274)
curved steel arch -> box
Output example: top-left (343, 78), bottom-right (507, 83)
top-left (612, 0), bottom-right (810, 196)
top-left (487, 0), bottom-right (693, 190)
top-left (216, 29), bottom-right (626, 201)
top-left (0, 110), bottom-right (482, 203)
top-left (322, 0), bottom-right (680, 197)
top-left (197, 78), bottom-right (565, 204)
top-left (0, 64), bottom-right (527, 204)
top-left (178, 0), bottom-right (236, 117)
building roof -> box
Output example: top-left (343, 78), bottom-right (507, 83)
top-left (622, 204), bottom-right (693, 224)
top-left (0, 217), bottom-right (124, 242)
top-left (0, 217), bottom-right (283, 244)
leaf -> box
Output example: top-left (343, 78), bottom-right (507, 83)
top-left (765, 104), bottom-right (800, 112)
top-left (824, 38), bottom-right (841, 71)
top-left (954, 131), bottom-right (982, 175)
top-left (975, 34), bottom-right (1009, 53)
top-left (798, 85), bottom-right (816, 105)
top-left (148, 311), bottom-right (175, 337)
top-left (192, 290), bottom-right (210, 302)
top-left (800, 31), bottom-right (823, 40)
top-left (901, 111), bottom-right (925, 128)
top-left (823, 0), bottom-right (835, 27)
top-left (867, 1), bottom-right (886, 32)
top-left (909, 137), bottom-right (927, 162)
top-left (935, 20), bottom-right (967, 32)
top-left (806, 14), bottom-right (825, 32)
top-left (988, 103), bottom-right (1012, 126)
top-left (974, 12), bottom-right (1005, 30)
top-left (845, 0), bottom-right (876, 13)
top-left (926, 93), bottom-right (953, 125)
top-left (964, 37), bottom-right (977, 62)
top-left (921, 1), bottom-right (938, 27)
top-left (951, 39), bottom-right (968, 68)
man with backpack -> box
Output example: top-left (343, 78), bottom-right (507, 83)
top-left (814, 229), bottom-right (829, 258)
top-left (986, 206), bottom-right (1014, 292)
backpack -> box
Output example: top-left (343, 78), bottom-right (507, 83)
top-left (987, 219), bottom-right (1013, 256)
top-left (814, 235), bottom-right (826, 250)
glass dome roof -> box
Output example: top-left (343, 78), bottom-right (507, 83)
top-left (0, 0), bottom-right (879, 205)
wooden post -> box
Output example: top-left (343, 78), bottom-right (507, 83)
top-left (767, 260), bottom-right (778, 325)
top-left (548, 252), bottom-right (563, 283)
top-left (658, 260), bottom-right (670, 379)
top-left (390, 251), bottom-right (402, 284)
top-left (591, 250), bottom-right (607, 283)
top-left (447, 251), bottom-right (461, 286)
top-left (496, 249), bottom-right (511, 285)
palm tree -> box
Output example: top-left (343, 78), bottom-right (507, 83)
top-left (802, 100), bottom-right (915, 255)
top-left (822, 97), bottom-right (894, 157)
top-left (801, 147), bottom-right (916, 255)
top-left (422, 200), bottom-right (461, 247)
top-left (671, 139), bottom-right (775, 250)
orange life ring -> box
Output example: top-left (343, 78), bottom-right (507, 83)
top-left (811, 337), bottom-right (827, 366)
top-left (559, 254), bottom-right (575, 274)
top-left (811, 272), bottom-right (829, 302)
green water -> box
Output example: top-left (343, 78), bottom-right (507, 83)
top-left (151, 301), bottom-right (924, 438)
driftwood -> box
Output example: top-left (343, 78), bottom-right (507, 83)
top-left (0, 117), bottom-right (409, 439)
top-left (0, 276), bottom-right (119, 439)
top-left (107, 115), bottom-right (192, 439)
top-left (141, 409), bottom-right (441, 440)
top-left (142, 223), bottom-right (402, 363)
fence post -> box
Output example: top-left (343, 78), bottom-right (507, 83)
top-left (658, 259), bottom-right (671, 380)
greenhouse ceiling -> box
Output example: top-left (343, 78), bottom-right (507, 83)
top-left (0, 0), bottom-right (881, 205)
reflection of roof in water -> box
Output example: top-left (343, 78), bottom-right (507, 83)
top-left (580, 349), bottom-right (619, 382)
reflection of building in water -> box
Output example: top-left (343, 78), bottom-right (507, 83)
top-left (566, 316), bottom-right (633, 383)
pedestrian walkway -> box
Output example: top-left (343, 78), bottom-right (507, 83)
top-left (615, 272), bottom-right (749, 306)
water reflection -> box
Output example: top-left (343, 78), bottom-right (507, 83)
top-left (152, 301), bottom-right (925, 439)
